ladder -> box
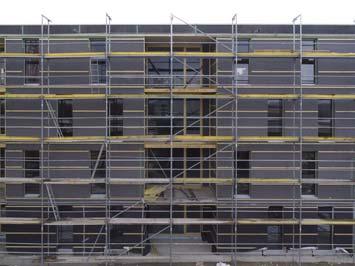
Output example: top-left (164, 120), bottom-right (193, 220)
top-left (45, 100), bottom-right (64, 137)
top-left (46, 184), bottom-right (60, 221)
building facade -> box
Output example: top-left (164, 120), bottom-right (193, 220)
top-left (0, 21), bottom-right (354, 265)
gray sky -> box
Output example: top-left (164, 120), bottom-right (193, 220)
top-left (1, 0), bottom-right (355, 25)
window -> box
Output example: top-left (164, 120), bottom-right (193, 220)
top-left (0, 39), bottom-right (4, 85)
top-left (90, 38), bottom-right (105, 52)
top-left (146, 46), bottom-right (202, 88)
top-left (91, 59), bottom-right (106, 84)
top-left (267, 206), bottom-right (283, 249)
top-left (24, 39), bottom-right (40, 84)
top-left (302, 151), bottom-right (317, 196)
top-left (24, 39), bottom-right (39, 54)
top-left (147, 49), bottom-right (170, 87)
top-left (146, 148), bottom-right (170, 179)
top-left (90, 150), bottom-right (106, 195)
top-left (24, 150), bottom-right (40, 195)
top-left (0, 38), bottom-right (3, 52)
top-left (58, 225), bottom-right (73, 250)
top-left (237, 59), bottom-right (249, 84)
top-left (108, 99), bottom-right (123, 136)
top-left (0, 148), bottom-right (4, 178)
top-left (268, 100), bottom-right (283, 136)
top-left (58, 100), bottom-right (73, 137)
top-left (318, 206), bottom-right (332, 250)
top-left (318, 99), bottom-right (333, 137)
top-left (236, 151), bottom-right (250, 195)
top-left (25, 60), bottom-right (40, 84)
top-left (147, 99), bottom-right (170, 135)
top-left (186, 148), bottom-right (200, 178)
top-left (185, 99), bottom-right (201, 134)
top-left (147, 99), bottom-right (203, 135)
top-left (0, 59), bottom-right (5, 86)
top-left (301, 59), bottom-right (315, 84)
top-left (0, 99), bottom-right (4, 134)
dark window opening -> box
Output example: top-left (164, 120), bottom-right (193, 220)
top-left (24, 39), bottom-right (40, 84)
top-left (302, 151), bottom-right (317, 195)
top-left (0, 59), bottom-right (5, 85)
top-left (0, 99), bottom-right (4, 134)
top-left (267, 206), bottom-right (283, 249)
top-left (24, 39), bottom-right (39, 54)
top-left (147, 99), bottom-right (170, 135)
top-left (236, 151), bottom-right (250, 195)
top-left (90, 38), bottom-right (105, 52)
top-left (146, 46), bottom-right (203, 88)
top-left (0, 38), bottom-right (4, 52)
top-left (185, 99), bottom-right (201, 134)
top-left (90, 150), bottom-right (106, 195)
top-left (237, 59), bottom-right (249, 84)
top-left (108, 99), bottom-right (123, 136)
top-left (318, 99), bottom-right (333, 137)
top-left (147, 98), bottom-right (203, 135)
top-left (318, 206), bottom-right (332, 250)
top-left (0, 38), bottom-right (4, 85)
top-left (25, 59), bottom-right (40, 84)
top-left (58, 225), bottom-right (73, 250)
top-left (202, 44), bottom-right (216, 87)
top-left (58, 100), bottom-right (73, 137)
top-left (91, 59), bottom-right (106, 84)
top-left (24, 150), bottom-right (40, 195)
top-left (268, 99), bottom-right (283, 136)
top-left (301, 58), bottom-right (315, 84)
top-left (186, 148), bottom-right (200, 178)
top-left (0, 148), bottom-right (4, 178)
top-left (146, 148), bottom-right (170, 179)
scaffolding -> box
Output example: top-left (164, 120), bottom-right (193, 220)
top-left (0, 14), bottom-right (354, 266)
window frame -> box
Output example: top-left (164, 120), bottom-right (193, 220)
top-left (318, 99), bottom-right (334, 137)
top-left (58, 99), bottom-right (73, 137)
top-left (90, 58), bottom-right (107, 84)
top-left (108, 98), bottom-right (123, 136)
top-left (267, 99), bottom-right (283, 136)
top-left (147, 98), bottom-right (204, 135)
top-left (236, 150), bottom-right (250, 195)
top-left (301, 151), bottom-right (318, 196)
top-left (24, 150), bottom-right (40, 196)
top-left (301, 58), bottom-right (316, 85)
top-left (146, 46), bottom-right (203, 88)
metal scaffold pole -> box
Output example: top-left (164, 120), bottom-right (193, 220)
top-left (232, 13), bottom-right (238, 266)
top-left (105, 12), bottom-right (112, 265)
top-left (169, 13), bottom-right (174, 266)
top-left (40, 14), bottom-right (51, 266)
top-left (293, 13), bottom-right (303, 266)
top-left (291, 14), bottom-right (297, 265)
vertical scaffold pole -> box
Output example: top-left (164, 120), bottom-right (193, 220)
top-left (293, 14), bottom-right (302, 266)
top-left (299, 16), bottom-right (303, 266)
top-left (169, 13), bottom-right (174, 266)
top-left (40, 14), bottom-right (51, 266)
top-left (232, 13), bottom-right (238, 266)
top-left (105, 12), bottom-right (112, 266)
top-left (291, 15), bottom-right (297, 265)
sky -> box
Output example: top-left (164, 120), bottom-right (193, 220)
top-left (1, 0), bottom-right (355, 25)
